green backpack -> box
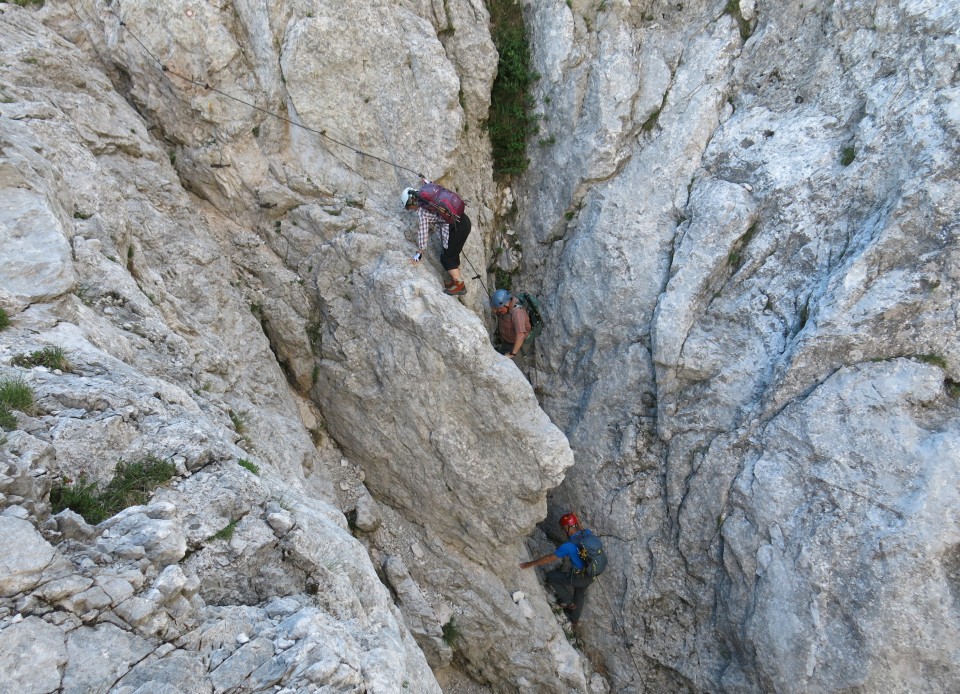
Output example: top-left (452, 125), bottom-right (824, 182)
top-left (515, 292), bottom-right (543, 340)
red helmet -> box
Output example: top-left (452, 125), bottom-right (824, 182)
top-left (559, 513), bottom-right (580, 528)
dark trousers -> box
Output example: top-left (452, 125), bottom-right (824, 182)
top-left (546, 569), bottom-right (592, 623)
top-left (440, 214), bottom-right (471, 271)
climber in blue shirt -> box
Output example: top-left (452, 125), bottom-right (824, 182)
top-left (519, 512), bottom-right (596, 626)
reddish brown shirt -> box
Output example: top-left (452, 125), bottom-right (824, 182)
top-left (498, 300), bottom-right (531, 344)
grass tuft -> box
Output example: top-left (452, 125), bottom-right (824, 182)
top-left (0, 306), bottom-right (9, 330)
top-left (229, 409), bottom-right (247, 434)
top-left (11, 345), bottom-right (70, 371)
top-left (238, 458), bottom-right (260, 476)
top-left (0, 406), bottom-right (17, 430)
top-left (50, 455), bottom-right (176, 524)
top-left (0, 377), bottom-right (34, 413)
top-left (211, 520), bottom-right (239, 542)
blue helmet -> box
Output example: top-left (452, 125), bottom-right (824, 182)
top-left (491, 289), bottom-right (512, 308)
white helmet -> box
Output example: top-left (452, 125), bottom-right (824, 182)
top-left (400, 187), bottom-right (418, 209)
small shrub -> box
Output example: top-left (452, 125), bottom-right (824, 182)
top-left (441, 618), bottom-right (461, 646)
top-left (0, 306), bottom-right (8, 330)
top-left (50, 455), bottom-right (176, 524)
top-left (0, 377), bottom-right (34, 413)
top-left (97, 456), bottom-right (176, 514)
top-left (238, 458), bottom-right (260, 476)
top-left (12, 345), bottom-right (70, 371)
top-left (488, 0), bottom-right (539, 176)
top-left (840, 146), bottom-right (856, 166)
top-left (946, 379), bottom-right (960, 399)
top-left (50, 477), bottom-right (104, 522)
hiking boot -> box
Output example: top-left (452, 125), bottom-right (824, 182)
top-left (443, 276), bottom-right (456, 289)
top-left (443, 280), bottom-right (466, 296)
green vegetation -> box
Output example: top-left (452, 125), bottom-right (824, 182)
top-left (211, 520), bottom-right (239, 541)
top-left (11, 345), bottom-right (70, 371)
top-left (728, 222), bottom-right (759, 269)
top-left (50, 455), bottom-right (176, 524)
top-left (495, 268), bottom-right (513, 291)
top-left (917, 354), bottom-right (948, 369)
top-left (441, 618), bottom-right (461, 646)
top-left (0, 378), bottom-right (30, 429)
top-left (946, 379), bottom-right (960, 399)
top-left (840, 145), bottom-right (856, 166)
top-left (641, 108), bottom-right (661, 132)
top-left (0, 408), bottom-right (16, 430)
top-left (0, 376), bottom-right (34, 415)
top-left (305, 320), bottom-right (322, 355)
top-left (9, 0), bottom-right (46, 6)
top-left (228, 409), bottom-right (247, 434)
top-left (488, 0), bottom-right (540, 177)
top-left (724, 0), bottom-right (754, 40)
top-left (238, 458), bottom-right (260, 476)
top-left (0, 306), bottom-right (9, 330)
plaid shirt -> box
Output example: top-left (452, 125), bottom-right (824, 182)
top-left (416, 207), bottom-right (450, 251)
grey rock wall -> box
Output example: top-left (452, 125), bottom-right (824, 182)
top-left (3, 0), bottom-right (956, 691)
top-left (0, 1), bottom-right (587, 692)
top-left (515, 0), bottom-right (960, 692)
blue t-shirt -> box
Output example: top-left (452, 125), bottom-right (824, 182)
top-left (554, 529), bottom-right (592, 571)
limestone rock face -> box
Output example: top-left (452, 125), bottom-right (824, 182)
top-left (0, 2), bottom-right (582, 692)
top-left (5, 0), bottom-right (956, 690)
top-left (514, 0), bottom-right (960, 691)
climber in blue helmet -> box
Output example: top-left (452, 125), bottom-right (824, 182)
top-left (490, 289), bottom-right (531, 359)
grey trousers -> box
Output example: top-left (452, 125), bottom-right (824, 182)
top-left (546, 569), bottom-right (593, 623)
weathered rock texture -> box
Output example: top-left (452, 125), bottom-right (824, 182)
top-left (3, 0), bottom-right (959, 692)
top-left (1, 1), bottom-right (584, 692)
top-left (514, 0), bottom-right (960, 692)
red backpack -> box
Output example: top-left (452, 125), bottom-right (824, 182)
top-left (415, 183), bottom-right (465, 225)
